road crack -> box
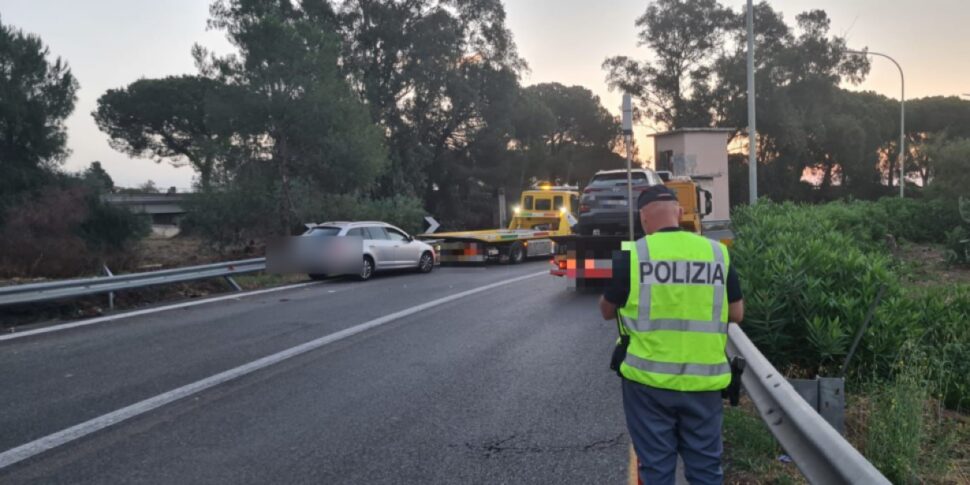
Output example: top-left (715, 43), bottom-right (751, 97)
top-left (459, 433), bottom-right (625, 458)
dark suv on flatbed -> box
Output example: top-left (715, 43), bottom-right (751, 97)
top-left (575, 168), bottom-right (664, 236)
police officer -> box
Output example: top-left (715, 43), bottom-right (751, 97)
top-left (599, 185), bottom-right (744, 485)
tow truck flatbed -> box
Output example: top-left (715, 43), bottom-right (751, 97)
top-left (417, 184), bottom-right (579, 264)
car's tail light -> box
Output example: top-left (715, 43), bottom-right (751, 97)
top-left (579, 205), bottom-right (590, 213)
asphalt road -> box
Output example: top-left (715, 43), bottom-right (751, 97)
top-left (0, 261), bottom-right (630, 484)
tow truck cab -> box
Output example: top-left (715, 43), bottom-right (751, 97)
top-left (509, 184), bottom-right (580, 234)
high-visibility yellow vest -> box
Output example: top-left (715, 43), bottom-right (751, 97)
top-left (617, 231), bottom-right (732, 391)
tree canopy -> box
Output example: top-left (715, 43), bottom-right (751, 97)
top-left (195, 0), bottom-right (389, 233)
top-left (93, 76), bottom-right (231, 191)
top-left (90, 0), bottom-right (623, 235)
top-left (0, 15), bottom-right (78, 208)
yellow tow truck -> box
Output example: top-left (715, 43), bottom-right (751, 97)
top-left (417, 183), bottom-right (580, 264)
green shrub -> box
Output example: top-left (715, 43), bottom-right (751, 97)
top-left (304, 193), bottom-right (427, 235)
top-left (181, 187), bottom-right (276, 249)
top-left (732, 199), bottom-right (970, 410)
top-left (790, 197), bottom-right (960, 248)
top-left (78, 193), bottom-right (150, 252)
top-left (883, 286), bottom-right (970, 410)
top-left (945, 225), bottom-right (970, 265)
top-left (183, 181), bottom-right (428, 249)
top-left (732, 201), bottom-right (897, 375)
top-left (0, 185), bottom-right (149, 278)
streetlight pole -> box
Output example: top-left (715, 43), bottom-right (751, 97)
top-left (746, 0), bottom-right (757, 204)
top-left (847, 50), bottom-right (905, 197)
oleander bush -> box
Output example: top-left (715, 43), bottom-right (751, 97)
top-left (731, 201), bottom-right (898, 376)
top-left (731, 199), bottom-right (970, 409)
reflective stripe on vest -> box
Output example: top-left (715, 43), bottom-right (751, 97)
top-left (617, 232), bottom-right (731, 392)
top-left (624, 353), bottom-right (732, 376)
top-left (619, 315), bottom-right (728, 334)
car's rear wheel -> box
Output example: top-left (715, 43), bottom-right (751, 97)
top-left (417, 251), bottom-right (434, 273)
top-left (357, 256), bottom-right (375, 281)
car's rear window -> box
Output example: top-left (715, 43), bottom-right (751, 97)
top-left (306, 226), bottom-right (341, 237)
top-left (591, 172), bottom-right (648, 184)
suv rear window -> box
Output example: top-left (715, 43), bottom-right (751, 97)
top-left (590, 172), bottom-right (649, 184)
top-left (307, 226), bottom-right (341, 237)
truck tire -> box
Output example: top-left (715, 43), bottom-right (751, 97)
top-left (509, 242), bottom-right (525, 264)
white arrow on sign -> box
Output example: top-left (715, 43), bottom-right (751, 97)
top-left (424, 216), bottom-right (440, 234)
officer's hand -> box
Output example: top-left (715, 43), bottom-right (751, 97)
top-left (598, 295), bottom-right (617, 321)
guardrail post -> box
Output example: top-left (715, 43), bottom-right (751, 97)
top-left (102, 264), bottom-right (115, 310)
top-left (789, 377), bottom-right (845, 434)
top-left (726, 324), bottom-right (890, 484)
top-left (224, 276), bottom-right (242, 292)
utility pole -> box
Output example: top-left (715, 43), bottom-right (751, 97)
top-left (622, 93), bottom-right (635, 241)
top-left (746, 0), bottom-right (757, 204)
top-left (847, 50), bottom-right (905, 197)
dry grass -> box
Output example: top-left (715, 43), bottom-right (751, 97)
top-left (725, 389), bottom-right (970, 484)
top-left (722, 396), bottom-right (806, 484)
top-left (899, 242), bottom-right (970, 287)
top-left (0, 235), bottom-right (301, 330)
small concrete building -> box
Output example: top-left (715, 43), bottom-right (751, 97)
top-left (652, 128), bottom-right (733, 224)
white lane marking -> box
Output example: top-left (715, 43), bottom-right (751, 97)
top-left (0, 270), bottom-right (546, 469)
top-left (0, 282), bottom-right (321, 342)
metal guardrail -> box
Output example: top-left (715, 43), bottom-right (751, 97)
top-left (726, 323), bottom-right (891, 484)
top-left (0, 258), bottom-right (266, 307)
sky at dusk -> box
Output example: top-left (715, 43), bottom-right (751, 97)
top-left (0, 0), bottom-right (967, 189)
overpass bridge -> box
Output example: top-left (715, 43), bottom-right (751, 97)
top-left (103, 193), bottom-right (188, 226)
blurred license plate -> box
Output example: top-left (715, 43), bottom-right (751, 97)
top-left (266, 236), bottom-right (363, 275)
top-left (604, 200), bottom-right (628, 206)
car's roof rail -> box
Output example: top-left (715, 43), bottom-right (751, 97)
top-left (594, 168), bottom-right (650, 174)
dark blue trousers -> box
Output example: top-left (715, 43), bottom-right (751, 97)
top-left (622, 378), bottom-right (724, 485)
